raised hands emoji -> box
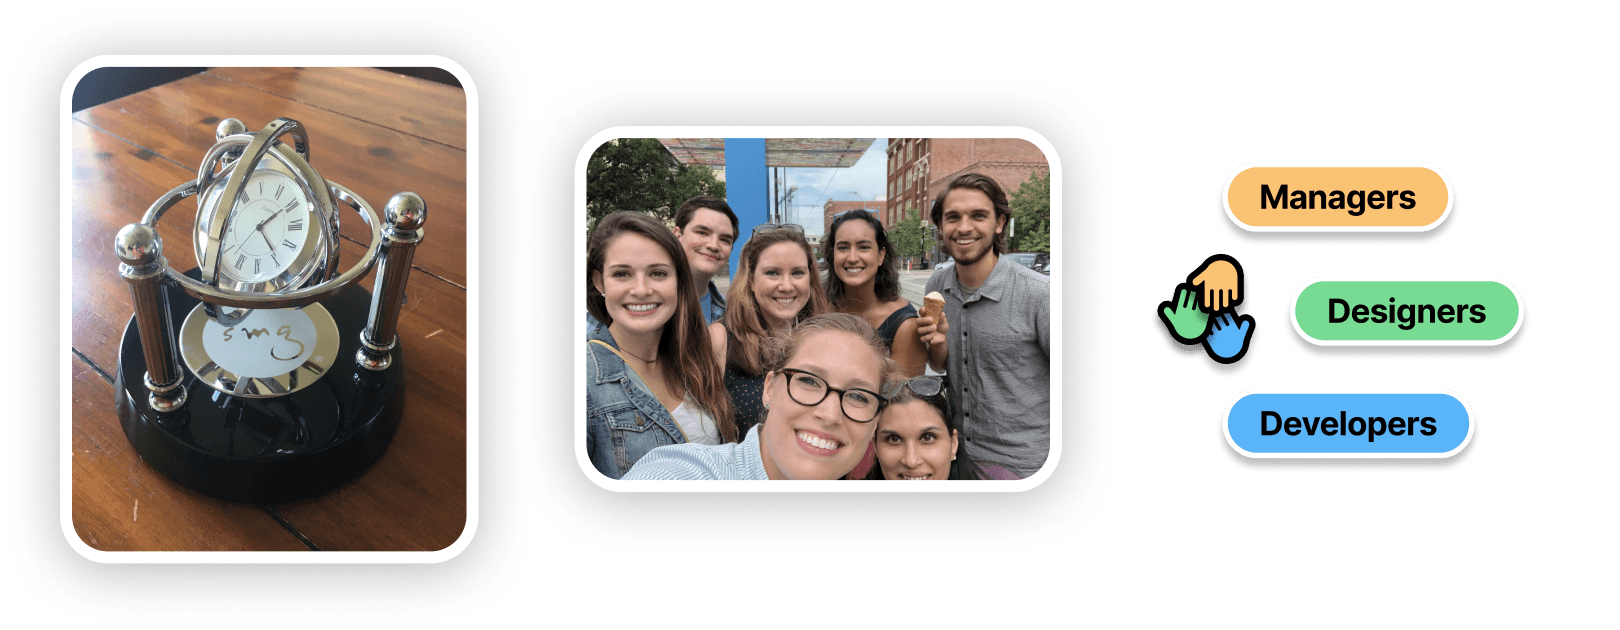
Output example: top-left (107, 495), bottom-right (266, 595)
top-left (1202, 312), bottom-right (1255, 364)
top-left (1158, 283), bottom-right (1211, 344)
top-left (1187, 254), bottom-right (1244, 312)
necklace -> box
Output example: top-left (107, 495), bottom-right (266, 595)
top-left (618, 343), bottom-right (657, 363)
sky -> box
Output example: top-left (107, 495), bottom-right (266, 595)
top-left (772, 138), bottom-right (888, 237)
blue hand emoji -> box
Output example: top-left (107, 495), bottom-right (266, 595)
top-left (1202, 312), bottom-right (1255, 364)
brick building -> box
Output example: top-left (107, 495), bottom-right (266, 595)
top-left (885, 138), bottom-right (1050, 260)
top-left (821, 199), bottom-right (885, 242)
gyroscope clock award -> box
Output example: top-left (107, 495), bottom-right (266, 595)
top-left (113, 116), bottom-right (428, 503)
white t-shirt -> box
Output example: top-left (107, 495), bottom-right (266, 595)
top-left (670, 394), bottom-right (721, 445)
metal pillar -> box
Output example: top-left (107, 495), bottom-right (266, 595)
top-left (723, 137), bottom-right (767, 277)
top-left (357, 192), bottom-right (427, 371)
top-left (115, 224), bottom-right (186, 411)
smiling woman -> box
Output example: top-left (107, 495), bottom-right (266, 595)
top-left (585, 212), bottom-right (734, 479)
top-left (708, 227), bottom-right (831, 437)
top-left (623, 313), bottom-right (903, 480)
top-left (863, 378), bottom-right (1018, 481)
top-left (823, 210), bottom-right (928, 478)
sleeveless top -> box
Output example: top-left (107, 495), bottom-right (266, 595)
top-left (722, 327), bottom-right (768, 438)
top-left (874, 303), bottom-right (919, 349)
top-left (670, 393), bottom-right (722, 446)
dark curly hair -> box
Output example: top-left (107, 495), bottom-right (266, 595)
top-left (822, 209), bottom-right (901, 304)
top-left (864, 379), bottom-right (985, 480)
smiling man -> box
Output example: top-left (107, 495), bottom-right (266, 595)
top-left (669, 196), bottom-right (739, 324)
top-left (588, 196), bottom-right (738, 336)
top-left (916, 173), bottom-right (1050, 479)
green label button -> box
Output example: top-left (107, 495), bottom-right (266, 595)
top-left (1291, 280), bottom-right (1523, 345)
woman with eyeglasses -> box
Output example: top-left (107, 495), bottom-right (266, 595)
top-left (864, 376), bottom-right (1020, 480)
top-left (585, 212), bottom-right (735, 479)
top-left (625, 313), bottom-right (903, 480)
top-left (824, 210), bottom-right (927, 377)
top-left (707, 224), bottom-right (831, 437)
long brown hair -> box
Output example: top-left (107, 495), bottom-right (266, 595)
top-left (723, 228), bottom-right (831, 375)
top-left (587, 211), bottom-right (736, 443)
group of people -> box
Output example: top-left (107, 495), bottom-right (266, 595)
top-left (585, 173), bottom-right (1050, 481)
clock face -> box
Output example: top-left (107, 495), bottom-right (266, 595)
top-left (218, 169), bottom-right (313, 283)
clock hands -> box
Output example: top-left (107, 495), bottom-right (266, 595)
top-left (224, 224), bottom-right (273, 257)
top-left (253, 199), bottom-right (300, 234)
top-left (224, 198), bottom-right (300, 260)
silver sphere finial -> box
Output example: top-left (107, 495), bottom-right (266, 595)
top-left (385, 192), bottom-right (427, 231)
top-left (114, 224), bottom-right (163, 266)
top-left (215, 118), bottom-right (247, 140)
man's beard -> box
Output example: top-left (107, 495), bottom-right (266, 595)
top-left (949, 236), bottom-right (995, 267)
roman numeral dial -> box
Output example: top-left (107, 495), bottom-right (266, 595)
top-left (217, 169), bottom-right (314, 285)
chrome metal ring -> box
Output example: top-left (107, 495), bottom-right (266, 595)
top-left (197, 119), bottom-right (337, 290)
top-left (142, 181), bottom-right (382, 311)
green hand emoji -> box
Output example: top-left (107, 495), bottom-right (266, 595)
top-left (1158, 282), bottom-right (1210, 344)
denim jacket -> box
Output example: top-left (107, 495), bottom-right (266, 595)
top-left (585, 332), bottom-right (686, 480)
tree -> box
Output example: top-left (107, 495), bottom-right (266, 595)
top-left (585, 139), bottom-right (726, 232)
top-left (1009, 170), bottom-right (1050, 253)
top-left (890, 208), bottom-right (928, 267)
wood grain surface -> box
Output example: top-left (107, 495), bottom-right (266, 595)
top-left (69, 68), bottom-right (468, 552)
top-left (76, 70), bottom-right (467, 287)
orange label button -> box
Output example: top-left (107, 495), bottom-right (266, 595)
top-left (1224, 166), bottom-right (1451, 231)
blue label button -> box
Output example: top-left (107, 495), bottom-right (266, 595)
top-left (1225, 393), bottom-right (1472, 458)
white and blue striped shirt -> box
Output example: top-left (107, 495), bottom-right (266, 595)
top-left (621, 425), bottom-right (770, 480)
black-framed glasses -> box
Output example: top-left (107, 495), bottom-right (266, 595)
top-left (752, 222), bottom-right (805, 237)
top-left (885, 375), bottom-right (943, 398)
top-left (776, 368), bottom-right (887, 423)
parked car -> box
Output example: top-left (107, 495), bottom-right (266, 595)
top-left (1032, 253), bottom-right (1050, 275)
top-left (1006, 253), bottom-right (1039, 271)
top-left (937, 256), bottom-right (955, 271)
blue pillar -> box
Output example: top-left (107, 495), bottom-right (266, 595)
top-left (724, 138), bottom-right (767, 278)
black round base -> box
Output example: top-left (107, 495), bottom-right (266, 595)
top-left (115, 271), bottom-right (404, 504)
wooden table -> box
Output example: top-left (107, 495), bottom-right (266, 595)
top-left (70, 68), bottom-right (468, 552)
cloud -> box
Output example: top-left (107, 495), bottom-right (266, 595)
top-left (780, 138), bottom-right (889, 235)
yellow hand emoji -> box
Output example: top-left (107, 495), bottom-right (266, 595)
top-left (1192, 257), bottom-right (1237, 310)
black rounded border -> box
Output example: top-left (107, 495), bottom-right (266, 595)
top-left (14, 8), bottom-right (531, 618)
top-left (537, 79), bottom-right (1121, 550)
